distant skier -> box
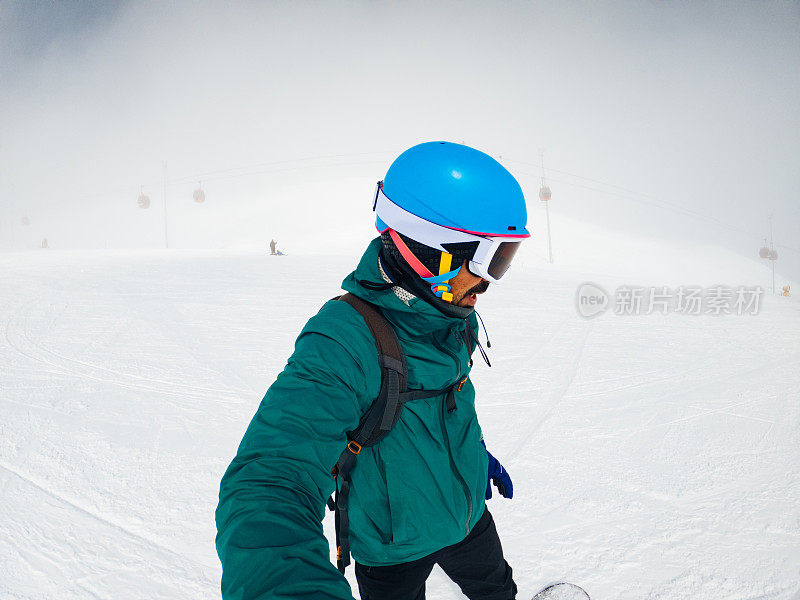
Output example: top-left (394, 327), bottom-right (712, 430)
top-left (269, 239), bottom-right (277, 255)
top-left (216, 142), bottom-right (529, 599)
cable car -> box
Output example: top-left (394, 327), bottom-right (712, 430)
top-left (137, 193), bottom-right (151, 209)
top-left (759, 246), bottom-right (770, 259)
top-left (539, 186), bottom-right (552, 201)
top-left (21, 215), bottom-right (30, 226)
top-left (193, 184), bottom-right (205, 203)
top-left (768, 250), bottom-right (778, 261)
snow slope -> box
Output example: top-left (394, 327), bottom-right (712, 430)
top-left (1, 232), bottom-right (798, 599)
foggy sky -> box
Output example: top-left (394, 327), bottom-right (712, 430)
top-left (1, 1), bottom-right (798, 275)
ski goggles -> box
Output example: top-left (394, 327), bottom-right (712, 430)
top-left (374, 184), bottom-right (528, 284)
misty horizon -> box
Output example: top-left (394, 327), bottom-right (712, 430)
top-left (1, 1), bottom-right (798, 280)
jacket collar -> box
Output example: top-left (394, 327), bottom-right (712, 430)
top-left (341, 237), bottom-right (467, 337)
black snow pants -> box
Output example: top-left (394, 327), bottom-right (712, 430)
top-left (354, 508), bottom-right (517, 600)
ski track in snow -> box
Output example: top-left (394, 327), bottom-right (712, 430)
top-left (6, 299), bottom-right (251, 402)
top-left (1, 249), bottom-right (799, 600)
top-left (505, 321), bottom-right (594, 460)
top-left (0, 460), bottom-right (203, 568)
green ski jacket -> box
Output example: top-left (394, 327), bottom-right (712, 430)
top-left (215, 237), bottom-right (487, 599)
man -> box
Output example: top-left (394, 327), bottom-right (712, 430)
top-left (216, 142), bottom-right (529, 599)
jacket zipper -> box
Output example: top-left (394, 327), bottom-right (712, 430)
top-left (432, 328), bottom-right (473, 536)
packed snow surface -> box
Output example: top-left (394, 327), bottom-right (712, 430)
top-left (1, 241), bottom-right (798, 600)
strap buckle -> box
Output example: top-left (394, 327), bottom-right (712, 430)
top-left (347, 440), bottom-right (362, 455)
top-left (457, 376), bottom-right (468, 392)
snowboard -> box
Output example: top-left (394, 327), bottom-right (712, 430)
top-left (531, 582), bottom-right (590, 600)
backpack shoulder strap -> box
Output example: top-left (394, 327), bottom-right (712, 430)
top-left (337, 293), bottom-right (407, 390)
top-left (326, 293), bottom-right (410, 573)
top-left (334, 293), bottom-right (409, 448)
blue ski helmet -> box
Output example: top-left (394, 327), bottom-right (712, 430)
top-left (374, 142), bottom-right (530, 317)
top-left (378, 141), bottom-right (529, 238)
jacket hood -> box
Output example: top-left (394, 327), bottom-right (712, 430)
top-left (341, 237), bottom-right (468, 337)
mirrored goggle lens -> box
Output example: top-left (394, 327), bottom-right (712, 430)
top-left (487, 241), bottom-right (521, 280)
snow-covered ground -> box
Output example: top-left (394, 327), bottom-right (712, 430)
top-left (1, 231), bottom-right (799, 599)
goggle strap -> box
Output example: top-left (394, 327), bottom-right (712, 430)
top-left (388, 229), bottom-right (434, 278)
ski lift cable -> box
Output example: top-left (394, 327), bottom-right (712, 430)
top-left (163, 150), bottom-right (397, 186)
top-left (513, 165), bottom-right (776, 241)
top-left (50, 152), bottom-right (393, 206)
top-left (181, 158), bottom-right (387, 185)
top-left (522, 172), bottom-right (800, 254)
top-left (131, 159), bottom-right (386, 191)
top-left (531, 165), bottom-right (800, 253)
top-left (506, 156), bottom-right (790, 237)
top-left (512, 160), bottom-right (800, 255)
top-left (515, 169), bottom-right (749, 233)
top-left (520, 165), bottom-right (744, 226)
top-left (506, 156), bottom-right (705, 203)
top-left (775, 243), bottom-right (800, 255)
top-left (129, 153), bottom-right (393, 193)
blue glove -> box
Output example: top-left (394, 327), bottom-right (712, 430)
top-left (483, 441), bottom-right (513, 500)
